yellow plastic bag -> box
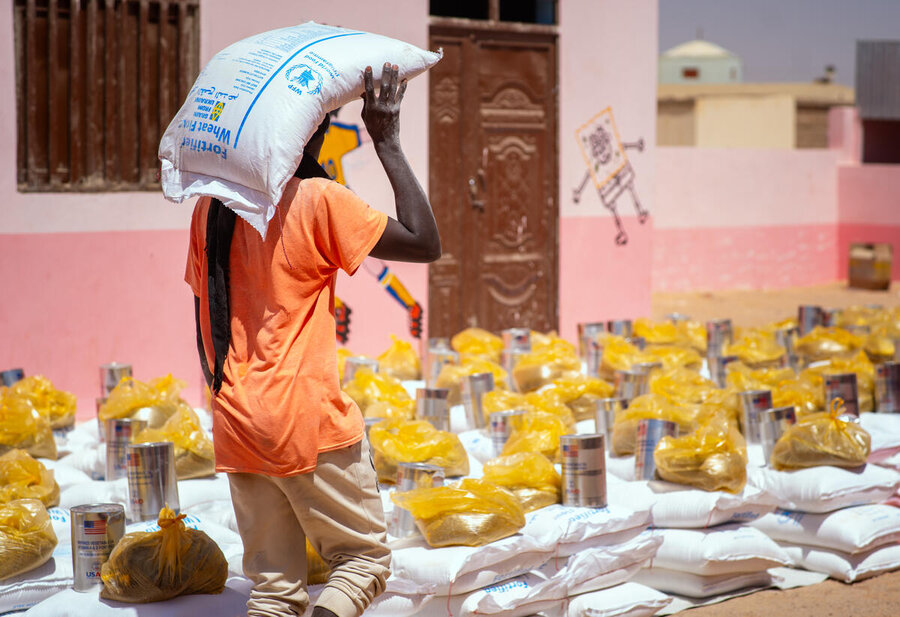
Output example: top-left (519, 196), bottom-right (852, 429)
top-left (675, 320), bottom-right (708, 353)
top-left (600, 335), bottom-right (644, 376)
top-left (0, 393), bottom-right (57, 460)
top-left (772, 378), bottom-right (823, 418)
top-left (0, 499), bottom-right (57, 581)
top-left (501, 412), bottom-right (568, 462)
top-left (481, 452), bottom-right (560, 512)
top-left (770, 399), bottom-right (871, 470)
top-left (307, 540), bottom-right (330, 585)
top-left (483, 390), bottom-right (530, 415)
top-left (435, 357), bottom-right (508, 405)
top-left (363, 399), bottom-right (415, 421)
top-left (800, 351), bottom-right (875, 413)
top-left (8, 376), bottom-right (76, 431)
top-left (369, 420), bottom-right (469, 483)
top-left (725, 330), bottom-right (786, 368)
top-left (795, 327), bottom-right (864, 364)
top-left (523, 391), bottom-right (576, 431)
top-left (634, 318), bottom-right (678, 345)
top-left (134, 405), bottom-right (215, 480)
top-left (725, 363), bottom-right (795, 392)
top-left (391, 478), bottom-right (525, 547)
top-left (511, 347), bottom-right (582, 393)
top-left (650, 367), bottom-right (720, 406)
top-left (0, 450), bottom-right (59, 507)
top-left (612, 394), bottom-right (696, 456)
top-left (377, 335), bottom-right (422, 381)
top-left (99, 375), bottom-right (187, 427)
top-left (644, 346), bottom-right (704, 371)
top-left (100, 507), bottom-right (227, 603)
top-left (342, 368), bottom-right (411, 415)
top-left (538, 376), bottom-right (615, 422)
top-left (451, 328), bottom-right (504, 363)
top-left (654, 417), bottom-right (747, 493)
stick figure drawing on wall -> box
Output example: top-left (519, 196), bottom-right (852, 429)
top-left (573, 107), bottom-right (647, 245)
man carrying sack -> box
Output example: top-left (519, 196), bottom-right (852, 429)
top-left (185, 63), bottom-right (440, 617)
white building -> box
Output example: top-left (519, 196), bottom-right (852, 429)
top-left (659, 39), bottom-right (742, 84)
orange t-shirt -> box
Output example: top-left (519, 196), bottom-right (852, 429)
top-left (185, 177), bottom-right (388, 476)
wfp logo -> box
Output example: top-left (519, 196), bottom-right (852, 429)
top-left (211, 101), bottom-right (225, 122)
top-left (285, 63), bottom-right (323, 97)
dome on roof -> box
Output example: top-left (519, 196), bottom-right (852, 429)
top-left (662, 40), bottom-right (735, 59)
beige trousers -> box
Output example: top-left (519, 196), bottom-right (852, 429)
top-left (228, 438), bottom-right (391, 617)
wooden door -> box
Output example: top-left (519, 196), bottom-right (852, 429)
top-left (428, 25), bottom-right (558, 337)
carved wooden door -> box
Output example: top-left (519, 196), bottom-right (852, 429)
top-left (428, 26), bottom-right (558, 337)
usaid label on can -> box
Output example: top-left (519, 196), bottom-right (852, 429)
top-left (560, 434), bottom-right (607, 507)
top-left (70, 504), bottom-right (125, 591)
top-left (824, 373), bottom-right (860, 419)
top-left (634, 419), bottom-right (677, 481)
top-left (876, 362), bottom-right (900, 413)
top-left (502, 328), bottom-right (532, 352)
top-left (489, 409), bottom-right (528, 457)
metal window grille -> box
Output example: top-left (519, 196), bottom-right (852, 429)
top-left (14, 0), bottom-right (200, 192)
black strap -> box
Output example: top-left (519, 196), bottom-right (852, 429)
top-left (205, 198), bottom-right (237, 393)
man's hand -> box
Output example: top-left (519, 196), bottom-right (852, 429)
top-left (363, 62), bottom-right (441, 264)
top-left (361, 63), bottom-right (408, 147)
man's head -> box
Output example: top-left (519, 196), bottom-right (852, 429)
top-left (303, 114), bottom-right (331, 161)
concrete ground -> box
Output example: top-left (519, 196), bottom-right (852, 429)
top-left (650, 281), bottom-right (900, 615)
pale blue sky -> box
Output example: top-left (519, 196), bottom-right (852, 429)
top-left (659, 0), bottom-right (900, 86)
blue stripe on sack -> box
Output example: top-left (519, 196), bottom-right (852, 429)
top-left (233, 31), bottom-right (364, 149)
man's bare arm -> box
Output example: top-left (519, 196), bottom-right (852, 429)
top-left (364, 63), bottom-right (441, 264)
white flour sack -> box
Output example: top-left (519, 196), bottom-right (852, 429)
top-left (159, 22), bottom-right (442, 237)
top-left (750, 504), bottom-right (900, 554)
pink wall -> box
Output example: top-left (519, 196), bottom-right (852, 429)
top-left (653, 146), bottom-right (841, 291)
top-left (557, 0), bottom-right (659, 341)
top-left (837, 164), bottom-right (900, 279)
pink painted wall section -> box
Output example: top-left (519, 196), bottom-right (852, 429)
top-left (559, 216), bottom-right (653, 343)
top-left (653, 224), bottom-right (837, 292)
top-left (557, 0), bottom-right (658, 330)
top-left (652, 146), bottom-right (840, 291)
top-left (654, 147), bottom-right (839, 229)
top-left (837, 163), bottom-right (900, 280)
top-left (0, 230), bottom-right (197, 419)
top-left (838, 224), bottom-right (900, 280)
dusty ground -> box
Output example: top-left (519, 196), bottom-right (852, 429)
top-left (650, 281), bottom-right (900, 615)
top-left (651, 281), bottom-right (900, 328)
top-left (675, 571), bottom-right (900, 617)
